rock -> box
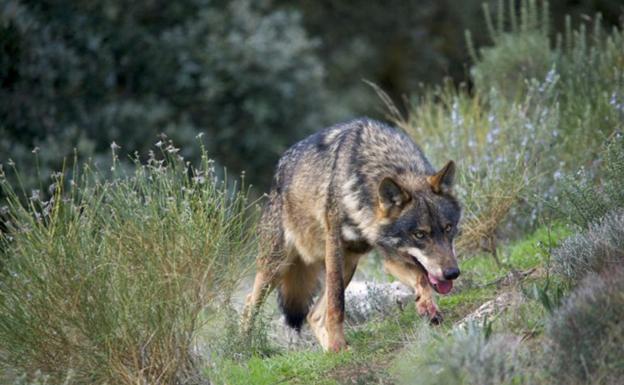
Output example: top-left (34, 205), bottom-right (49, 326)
top-left (345, 281), bottom-right (414, 323)
top-left (262, 280), bottom-right (415, 349)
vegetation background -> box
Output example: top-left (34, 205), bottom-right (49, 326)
top-left (1, 0), bottom-right (622, 191)
top-left (1, 1), bottom-right (623, 384)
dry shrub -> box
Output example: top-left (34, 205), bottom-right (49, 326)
top-left (393, 323), bottom-right (531, 385)
top-left (546, 268), bottom-right (624, 385)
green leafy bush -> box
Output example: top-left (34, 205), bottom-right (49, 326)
top-left (0, 147), bottom-right (255, 384)
top-left (545, 268), bottom-right (624, 385)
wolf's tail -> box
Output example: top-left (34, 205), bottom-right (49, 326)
top-left (277, 257), bottom-right (320, 331)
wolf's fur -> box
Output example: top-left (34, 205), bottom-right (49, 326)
top-left (243, 118), bottom-right (461, 351)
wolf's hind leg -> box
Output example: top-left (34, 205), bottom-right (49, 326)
top-left (241, 266), bottom-right (279, 333)
top-left (382, 258), bottom-right (443, 324)
top-left (242, 195), bottom-right (285, 332)
top-left (277, 257), bottom-right (322, 331)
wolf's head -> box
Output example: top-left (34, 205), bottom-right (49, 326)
top-left (376, 161), bottom-right (461, 294)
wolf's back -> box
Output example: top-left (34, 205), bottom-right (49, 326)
top-left (271, 118), bottom-right (433, 196)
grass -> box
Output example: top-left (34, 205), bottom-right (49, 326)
top-left (211, 351), bottom-right (354, 385)
top-left (208, 305), bottom-right (423, 385)
top-left (458, 222), bottom-right (570, 285)
top-left (437, 287), bottom-right (498, 322)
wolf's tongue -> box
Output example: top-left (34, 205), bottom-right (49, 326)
top-left (428, 272), bottom-right (453, 295)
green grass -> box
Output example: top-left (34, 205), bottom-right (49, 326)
top-left (211, 351), bottom-right (353, 385)
top-left (437, 286), bottom-right (498, 323)
top-left (460, 223), bottom-right (571, 285)
top-left (438, 223), bottom-right (572, 326)
top-left (505, 224), bottom-right (572, 268)
top-left (209, 307), bottom-right (422, 385)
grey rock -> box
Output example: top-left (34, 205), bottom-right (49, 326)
top-left (345, 281), bottom-right (415, 323)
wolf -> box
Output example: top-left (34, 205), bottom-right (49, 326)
top-left (242, 118), bottom-right (461, 352)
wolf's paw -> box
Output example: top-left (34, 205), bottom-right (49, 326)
top-left (417, 297), bottom-right (443, 324)
top-left (328, 337), bottom-right (349, 353)
top-left (429, 311), bottom-right (444, 325)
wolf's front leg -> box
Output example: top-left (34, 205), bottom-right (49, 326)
top-left (307, 268), bottom-right (347, 352)
top-left (383, 258), bottom-right (443, 324)
top-left (307, 214), bottom-right (348, 352)
top-left (324, 224), bottom-right (348, 352)
top-left (308, 252), bottom-right (361, 352)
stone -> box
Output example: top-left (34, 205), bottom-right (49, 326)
top-left (344, 281), bottom-right (415, 323)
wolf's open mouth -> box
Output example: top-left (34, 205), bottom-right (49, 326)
top-left (407, 255), bottom-right (453, 295)
top-left (426, 272), bottom-right (453, 295)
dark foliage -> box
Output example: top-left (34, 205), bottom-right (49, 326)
top-left (0, 0), bottom-right (328, 189)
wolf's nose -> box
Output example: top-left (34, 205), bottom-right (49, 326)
top-left (443, 267), bottom-right (460, 280)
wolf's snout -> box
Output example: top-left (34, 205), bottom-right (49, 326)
top-left (443, 267), bottom-right (460, 280)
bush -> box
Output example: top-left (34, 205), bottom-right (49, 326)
top-left (398, 2), bottom-right (623, 253)
top-left (399, 74), bottom-right (563, 254)
top-left (469, 1), bottom-right (553, 98)
top-left (552, 210), bottom-right (624, 282)
top-left (0, 146), bottom-right (256, 384)
top-left (558, 134), bottom-right (624, 228)
top-left (545, 269), bottom-right (624, 385)
top-left (469, 1), bottom-right (624, 151)
top-left (393, 323), bottom-right (530, 385)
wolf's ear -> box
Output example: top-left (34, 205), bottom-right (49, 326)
top-left (378, 177), bottom-right (410, 215)
top-left (427, 160), bottom-right (455, 194)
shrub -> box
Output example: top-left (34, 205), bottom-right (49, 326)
top-left (0, 146), bottom-right (256, 384)
top-left (399, 74), bottom-right (563, 254)
top-left (469, 1), bottom-right (624, 150)
top-left (557, 134), bottom-right (624, 228)
top-left (393, 323), bottom-right (530, 385)
top-left (545, 269), bottom-right (624, 385)
top-left (552, 209), bottom-right (624, 282)
top-left (468, 1), bottom-right (553, 98)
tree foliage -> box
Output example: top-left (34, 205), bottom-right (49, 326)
top-left (0, 0), bottom-right (328, 188)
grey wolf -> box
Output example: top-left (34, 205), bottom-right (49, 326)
top-left (242, 118), bottom-right (461, 352)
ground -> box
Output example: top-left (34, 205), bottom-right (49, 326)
top-left (202, 224), bottom-right (570, 384)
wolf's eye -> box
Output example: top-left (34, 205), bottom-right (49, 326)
top-left (414, 230), bottom-right (426, 239)
top-left (445, 224), bottom-right (453, 233)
